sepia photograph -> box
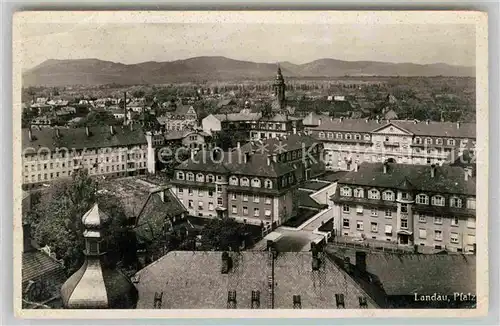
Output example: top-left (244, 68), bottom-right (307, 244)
top-left (12, 11), bottom-right (488, 318)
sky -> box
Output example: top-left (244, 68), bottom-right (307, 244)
top-left (19, 22), bottom-right (476, 69)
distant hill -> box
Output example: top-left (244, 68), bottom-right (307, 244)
top-left (23, 56), bottom-right (475, 87)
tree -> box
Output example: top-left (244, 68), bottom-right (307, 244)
top-left (28, 169), bottom-right (136, 273)
top-left (132, 90), bottom-right (145, 99)
top-left (76, 110), bottom-right (121, 127)
top-left (199, 218), bottom-right (247, 251)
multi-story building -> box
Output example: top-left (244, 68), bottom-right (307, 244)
top-left (159, 105), bottom-right (198, 131)
top-left (331, 161), bottom-right (476, 253)
top-left (170, 134), bottom-right (324, 228)
top-left (306, 118), bottom-right (475, 170)
top-left (22, 125), bottom-right (148, 188)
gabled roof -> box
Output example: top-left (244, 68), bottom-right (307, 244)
top-left (213, 112), bottom-right (262, 122)
top-left (337, 163), bottom-right (475, 196)
top-left (22, 126), bottom-right (147, 151)
top-left (239, 134), bottom-right (318, 156)
top-left (173, 105), bottom-right (196, 116)
top-left (22, 250), bottom-right (66, 285)
top-left (134, 251), bottom-right (378, 309)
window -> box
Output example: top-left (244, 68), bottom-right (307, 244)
top-left (467, 198), bottom-right (476, 210)
top-left (400, 192), bottom-right (409, 200)
top-left (264, 179), bottom-right (273, 189)
top-left (217, 198), bottom-right (223, 206)
top-left (436, 138), bottom-right (443, 145)
top-left (385, 209), bottom-right (392, 218)
top-left (208, 202), bottom-right (214, 211)
top-left (188, 200), bottom-right (194, 208)
top-left (401, 218), bottom-right (408, 229)
top-left (415, 137), bottom-right (422, 144)
top-left (188, 188), bottom-right (193, 196)
top-left (231, 193), bottom-right (237, 200)
top-left (450, 197), bottom-right (462, 208)
top-left (243, 207), bottom-right (248, 215)
top-left (341, 187), bottom-right (352, 197)
top-left (265, 209), bottom-right (271, 217)
top-left (336, 133), bottom-right (343, 139)
top-left (198, 190), bottom-right (204, 197)
top-left (356, 205), bottom-right (363, 214)
top-left (371, 222), bottom-right (378, 232)
top-left (368, 189), bottom-right (380, 200)
top-left (434, 230), bottom-right (443, 241)
top-left (419, 229), bottom-right (427, 239)
top-left (425, 138), bottom-right (432, 145)
top-left (467, 234), bottom-right (475, 245)
top-left (327, 132), bottom-right (333, 139)
top-left (243, 194), bottom-right (248, 202)
top-left (401, 204), bottom-right (408, 213)
top-left (355, 134), bottom-right (361, 140)
top-left (434, 215), bottom-right (443, 225)
top-left (416, 194), bottom-right (429, 205)
top-left (208, 190), bottom-right (214, 198)
top-left (229, 176), bottom-right (239, 186)
top-left (447, 139), bottom-right (456, 146)
top-left (265, 197), bottom-right (272, 204)
top-left (343, 218), bottom-right (350, 228)
top-left (216, 184), bottom-right (222, 194)
top-left (231, 205), bottom-right (237, 214)
top-left (342, 204), bottom-right (350, 213)
top-left (356, 221), bottom-right (364, 231)
top-left (254, 208), bottom-right (260, 217)
top-left (177, 171), bottom-right (185, 180)
top-left (253, 195), bottom-right (260, 203)
top-left (353, 188), bottom-right (364, 198)
top-left (186, 172), bottom-right (194, 181)
top-left (467, 217), bottom-right (475, 229)
top-left (418, 214), bottom-right (426, 223)
top-left (196, 173), bottom-right (204, 182)
top-left (207, 174), bottom-right (214, 183)
top-left (449, 232), bottom-right (459, 244)
top-left (382, 190), bottom-right (394, 201)
top-left (251, 178), bottom-right (261, 188)
top-left (364, 134), bottom-right (370, 141)
top-left (451, 217), bottom-right (459, 226)
top-left (198, 201), bottom-right (204, 209)
top-left (178, 188), bottom-right (184, 195)
top-left (431, 195), bottom-right (445, 206)
top-left (345, 134), bottom-right (352, 140)
top-left (319, 132), bottom-right (325, 139)
top-left (385, 225), bottom-right (393, 235)
top-left (371, 209), bottom-right (378, 217)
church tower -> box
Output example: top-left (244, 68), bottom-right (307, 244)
top-left (272, 64), bottom-right (286, 110)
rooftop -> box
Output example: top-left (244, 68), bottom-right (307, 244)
top-left (336, 162), bottom-right (475, 196)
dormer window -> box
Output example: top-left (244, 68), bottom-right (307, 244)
top-left (355, 134), bottom-right (361, 140)
top-left (353, 188), bottom-right (364, 198)
top-left (382, 190), bottom-right (394, 201)
top-left (196, 173), bottom-right (204, 182)
top-left (207, 174), bottom-right (214, 183)
top-left (319, 132), bottom-right (325, 139)
top-left (327, 132), bottom-right (333, 139)
top-left (229, 176), bottom-right (239, 186)
top-left (432, 195), bottom-right (445, 206)
top-left (336, 133), bottom-right (342, 139)
top-left (241, 177), bottom-right (249, 187)
top-left (368, 189), bottom-right (380, 200)
top-left (186, 172), bottom-right (194, 181)
top-left (251, 178), bottom-right (261, 188)
top-left (415, 137), bottom-right (422, 145)
top-left (416, 194), bottom-right (429, 205)
top-left (345, 134), bottom-right (352, 140)
top-left (177, 171), bottom-right (185, 180)
top-left (450, 197), bottom-right (462, 208)
top-left (447, 139), bottom-right (456, 146)
top-left (364, 134), bottom-right (370, 141)
top-left (264, 179), bottom-right (273, 189)
top-left (425, 138), bottom-right (432, 145)
top-left (340, 186), bottom-right (352, 197)
top-left (436, 138), bottom-right (443, 145)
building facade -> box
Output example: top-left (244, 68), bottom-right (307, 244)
top-left (306, 118), bottom-right (475, 171)
top-left (331, 162), bottom-right (476, 253)
top-left (170, 135), bottom-right (324, 228)
top-left (160, 105), bottom-right (198, 131)
top-left (22, 126), bottom-right (148, 188)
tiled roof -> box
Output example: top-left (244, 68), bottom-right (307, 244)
top-left (239, 134), bottom-right (318, 155)
top-left (173, 105), bottom-right (196, 116)
top-left (22, 126), bottom-right (147, 151)
top-left (363, 253), bottom-right (476, 295)
top-left (213, 112), bottom-right (262, 122)
top-left (336, 163), bottom-right (475, 196)
top-left (135, 188), bottom-right (187, 244)
top-left (311, 118), bottom-right (475, 138)
top-left (164, 130), bottom-right (208, 141)
top-left (134, 251), bottom-right (378, 309)
top-left (22, 250), bottom-right (66, 286)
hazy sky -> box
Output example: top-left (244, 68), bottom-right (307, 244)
top-left (19, 22), bottom-right (475, 69)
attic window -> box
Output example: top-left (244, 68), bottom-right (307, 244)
top-left (359, 296), bottom-right (368, 308)
top-left (293, 295), bottom-right (301, 309)
top-left (251, 290), bottom-right (260, 309)
top-left (227, 291), bottom-right (237, 309)
top-left (335, 293), bottom-right (345, 308)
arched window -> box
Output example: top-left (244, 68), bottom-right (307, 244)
top-left (264, 179), bottom-right (273, 189)
top-left (432, 195), bottom-right (445, 206)
top-left (450, 196), bottom-right (462, 208)
top-left (336, 133), bottom-right (343, 139)
top-left (355, 134), bottom-right (361, 140)
top-left (436, 138), bottom-right (443, 145)
top-left (382, 190), bottom-right (395, 201)
top-left (319, 132), bottom-right (325, 139)
top-left (241, 177), bottom-right (250, 187)
top-left (327, 132), bottom-right (333, 139)
top-left (229, 176), bottom-right (239, 186)
top-left (368, 189), bottom-right (380, 200)
top-left (345, 133), bottom-right (352, 140)
top-left (425, 138), bottom-right (432, 145)
top-left (340, 186), bottom-right (352, 197)
top-left (206, 174), bottom-right (214, 183)
top-left (196, 173), bottom-right (204, 182)
top-left (353, 188), bottom-right (364, 198)
top-left (186, 172), bottom-right (194, 181)
top-left (177, 171), bottom-right (184, 180)
top-left (415, 137), bottom-right (422, 145)
top-left (364, 134), bottom-right (370, 141)
top-left (251, 178), bottom-right (261, 188)
top-left (416, 194), bottom-right (429, 205)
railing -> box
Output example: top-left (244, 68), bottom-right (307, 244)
top-left (329, 237), bottom-right (414, 254)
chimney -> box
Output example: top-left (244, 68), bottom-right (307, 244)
top-left (221, 252), bottom-right (233, 274)
top-left (365, 119), bottom-right (369, 123)
top-left (353, 162), bottom-right (359, 172)
top-left (383, 161), bottom-right (389, 174)
top-left (457, 121), bottom-right (461, 129)
top-left (190, 150), bottom-right (195, 160)
top-left (267, 156), bottom-right (271, 166)
top-left (272, 154), bottom-right (277, 163)
top-left (339, 117), bottom-right (344, 122)
top-left (237, 142), bottom-right (241, 149)
top-left (426, 119), bottom-right (430, 125)
top-left (293, 127), bottom-right (297, 135)
top-left (28, 127), bottom-right (33, 141)
top-left (244, 152), bottom-right (251, 163)
top-left (251, 290), bottom-right (260, 309)
top-left (109, 125), bottom-right (115, 135)
top-left (343, 256), bottom-right (352, 274)
top-left (318, 119), bottom-right (322, 126)
top-left (430, 164), bottom-right (436, 178)
top-left (464, 167), bottom-right (473, 181)
top-left (85, 126), bottom-right (90, 137)
top-left (130, 123), bottom-right (134, 131)
top-left (413, 119), bottom-right (418, 124)
top-left (355, 251), bottom-right (367, 273)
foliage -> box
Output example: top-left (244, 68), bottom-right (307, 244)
top-left (199, 218), bottom-right (247, 251)
top-left (213, 130), bottom-right (248, 151)
top-left (76, 110), bottom-right (121, 127)
top-left (28, 170), bottom-right (136, 273)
